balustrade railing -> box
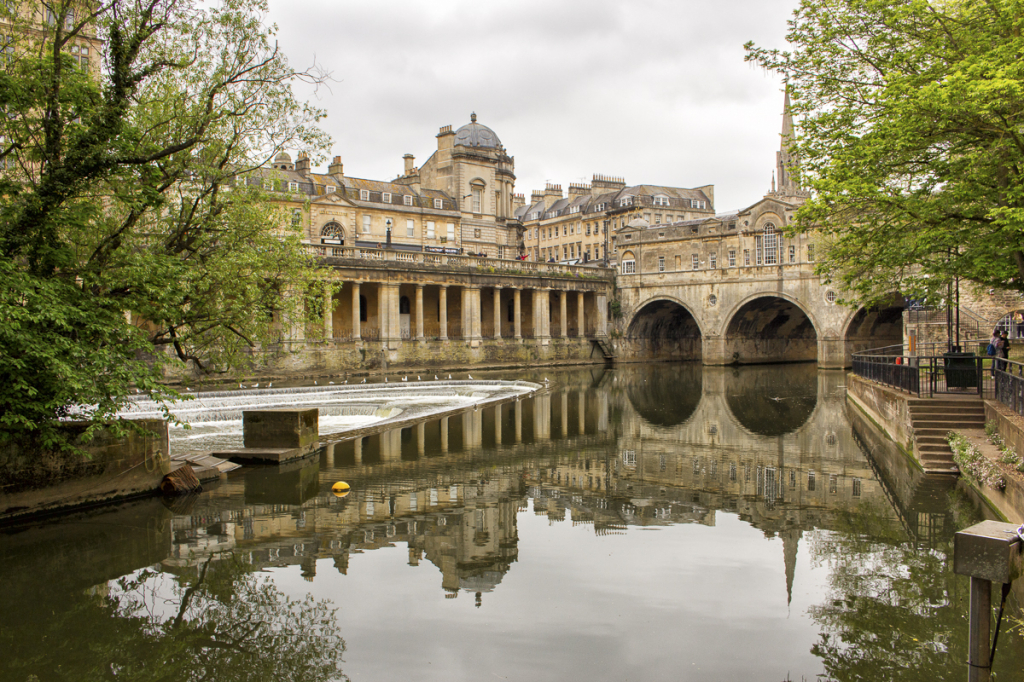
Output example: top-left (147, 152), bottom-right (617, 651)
top-left (302, 243), bottom-right (612, 278)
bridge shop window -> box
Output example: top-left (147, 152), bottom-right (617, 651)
top-left (691, 254), bottom-right (699, 270)
top-left (808, 244), bottom-right (815, 262)
top-left (658, 256), bottom-right (665, 272)
top-left (762, 223), bottom-right (779, 265)
top-left (728, 250), bottom-right (736, 267)
top-left (621, 251), bottom-right (636, 274)
top-left (744, 249), bottom-right (751, 266)
top-left (709, 253), bottom-right (717, 269)
top-left (789, 245), bottom-right (796, 263)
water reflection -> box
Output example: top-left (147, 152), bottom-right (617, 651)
top-left (1, 363), bottom-right (1020, 681)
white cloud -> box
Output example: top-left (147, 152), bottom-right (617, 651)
top-left (271, 0), bottom-right (798, 212)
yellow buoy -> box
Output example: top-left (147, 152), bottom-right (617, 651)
top-left (332, 481), bottom-right (351, 498)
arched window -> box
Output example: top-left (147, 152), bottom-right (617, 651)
top-left (470, 179), bottom-right (485, 214)
top-left (621, 250), bottom-right (636, 274)
top-left (321, 221), bottom-right (344, 244)
top-left (399, 296), bottom-right (411, 315)
top-left (763, 223), bottom-right (778, 265)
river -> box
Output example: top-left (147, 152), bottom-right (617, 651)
top-left (1, 363), bottom-right (1020, 681)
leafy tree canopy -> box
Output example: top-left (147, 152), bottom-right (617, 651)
top-left (0, 0), bottom-right (332, 451)
top-left (746, 0), bottom-right (1024, 307)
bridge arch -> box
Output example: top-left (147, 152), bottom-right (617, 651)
top-left (722, 292), bottom-right (819, 365)
top-left (623, 296), bottom-right (703, 361)
top-left (842, 296), bottom-right (905, 364)
top-left (625, 363), bottom-right (703, 427)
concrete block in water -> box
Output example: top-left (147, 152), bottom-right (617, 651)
top-left (954, 520), bottom-right (1022, 584)
top-left (243, 409), bottom-right (319, 450)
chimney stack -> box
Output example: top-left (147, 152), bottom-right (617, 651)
top-left (328, 155), bottom-right (344, 176)
top-left (403, 153), bottom-right (415, 175)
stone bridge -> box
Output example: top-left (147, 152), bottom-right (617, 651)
top-left (615, 258), bottom-right (903, 369)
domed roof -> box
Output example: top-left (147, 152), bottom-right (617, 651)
top-left (454, 113), bottom-right (501, 149)
top-left (274, 151), bottom-right (292, 163)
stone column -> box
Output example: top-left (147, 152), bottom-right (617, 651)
top-left (416, 422), bottom-right (425, 456)
top-left (353, 437), bottom-right (363, 465)
top-left (596, 292), bottom-right (608, 337)
top-left (382, 283), bottom-right (401, 349)
top-left (514, 399), bottom-right (522, 442)
top-left (493, 287), bottom-right (502, 339)
top-left (415, 284), bottom-right (425, 341)
top-left (559, 291), bottom-right (568, 338)
top-left (440, 416), bottom-right (449, 452)
top-left (463, 286), bottom-right (482, 347)
top-left (534, 288), bottom-right (550, 345)
top-left (323, 281), bottom-right (333, 339)
top-left (439, 285), bottom-right (448, 341)
top-left (351, 282), bottom-right (361, 341)
top-left (577, 291), bottom-right (585, 337)
top-left (513, 288), bottom-right (522, 339)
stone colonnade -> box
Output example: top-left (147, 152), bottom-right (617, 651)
top-left (313, 281), bottom-right (609, 349)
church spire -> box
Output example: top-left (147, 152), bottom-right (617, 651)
top-left (768, 86), bottom-right (809, 202)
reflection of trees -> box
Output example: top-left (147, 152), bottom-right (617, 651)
top-left (807, 498), bottom-right (1022, 680)
top-left (7, 554), bottom-right (346, 682)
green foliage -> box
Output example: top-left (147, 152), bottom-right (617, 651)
top-left (0, 0), bottom-right (332, 451)
top-left (746, 0), bottom-right (1024, 307)
top-left (947, 430), bottom-right (1005, 489)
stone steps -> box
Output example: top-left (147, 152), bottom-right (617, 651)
top-left (906, 397), bottom-right (986, 473)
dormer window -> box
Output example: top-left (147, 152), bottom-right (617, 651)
top-left (383, 192), bottom-right (391, 203)
top-left (359, 189), bottom-right (369, 201)
top-left (620, 196), bottom-right (634, 207)
top-left (404, 195), bottom-right (413, 206)
top-left (288, 181), bottom-right (298, 193)
top-left (690, 199), bottom-right (706, 209)
top-left (326, 185), bottom-right (335, 194)
top-left (263, 179), bottom-right (274, 191)
top-left (434, 198), bottom-right (443, 209)
top-left (653, 195), bottom-right (670, 206)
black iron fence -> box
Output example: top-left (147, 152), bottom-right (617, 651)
top-left (995, 360), bottom-right (1024, 416)
top-left (851, 343), bottom-right (998, 398)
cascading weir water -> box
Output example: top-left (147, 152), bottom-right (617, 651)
top-left (116, 380), bottom-right (541, 453)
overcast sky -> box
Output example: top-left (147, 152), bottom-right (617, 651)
top-left (269, 0), bottom-right (799, 213)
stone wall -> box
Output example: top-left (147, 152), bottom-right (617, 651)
top-left (845, 374), bottom-right (916, 460)
top-left (253, 337), bottom-right (607, 377)
top-left (982, 401), bottom-right (1024, 521)
top-left (0, 420), bottom-right (170, 522)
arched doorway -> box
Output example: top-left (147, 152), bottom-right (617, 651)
top-left (624, 299), bottom-right (702, 361)
top-left (724, 296), bottom-right (817, 365)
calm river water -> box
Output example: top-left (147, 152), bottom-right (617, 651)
top-left (2, 363), bottom-right (1021, 682)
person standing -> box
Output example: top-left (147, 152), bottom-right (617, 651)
top-left (996, 331), bottom-right (1011, 373)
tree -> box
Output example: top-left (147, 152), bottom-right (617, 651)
top-left (745, 0), bottom-right (1024, 306)
top-left (0, 0), bottom-right (331, 451)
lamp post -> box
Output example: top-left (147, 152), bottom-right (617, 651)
top-left (385, 218), bottom-right (392, 249)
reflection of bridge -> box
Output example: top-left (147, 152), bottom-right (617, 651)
top-left (161, 365), bottom-right (916, 604)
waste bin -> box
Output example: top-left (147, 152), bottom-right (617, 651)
top-left (943, 352), bottom-right (978, 389)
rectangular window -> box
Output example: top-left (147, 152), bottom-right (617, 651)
top-left (426, 221), bottom-right (435, 238)
top-left (403, 194), bottom-right (412, 206)
top-left (472, 187), bottom-right (482, 213)
top-left (362, 215), bottom-right (371, 234)
top-left (447, 223), bottom-right (455, 241)
top-left (563, 246), bottom-right (568, 259)
top-left (570, 245), bottom-right (575, 258)
top-left (808, 244), bottom-right (815, 262)
top-left (654, 214), bottom-right (661, 224)
top-left (789, 245), bottom-right (796, 263)
top-left (622, 260), bottom-right (636, 274)
top-left (808, 471), bottom-right (815, 491)
top-left (359, 189), bottom-right (369, 201)
top-left (434, 198), bottom-right (443, 209)
top-left (658, 256), bottom-right (665, 272)
top-left (288, 181), bottom-right (298, 193)
top-left (325, 185), bottom-right (335, 194)
top-left (406, 219), bottom-right (415, 237)
top-left (291, 209), bottom-right (301, 227)
top-left (728, 250), bottom-right (736, 267)
top-left (691, 254), bottom-right (699, 270)
top-left (263, 179), bottom-right (274, 191)
top-left (586, 223), bottom-right (591, 236)
top-left (709, 253), bottom-right (717, 269)
top-left (382, 192), bottom-right (391, 203)
top-left (755, 236), bottom-right (763, 265)
top-left (563, 225), bottom-right (567, 236)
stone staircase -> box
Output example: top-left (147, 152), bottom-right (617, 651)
top-left (909, 398), bottom-right (986, 472)
top-left (592, 338), bottom-right (615, 360)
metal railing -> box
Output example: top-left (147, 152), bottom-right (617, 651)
top-left (851, 343), bottom-right (996, 398)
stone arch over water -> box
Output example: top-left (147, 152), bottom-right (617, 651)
top-left (723, 294), bottom-right (818, 365)
top-left (843, 295), bottom-right (905, 364)
top-left (623, 298), bottom-right (702, 361)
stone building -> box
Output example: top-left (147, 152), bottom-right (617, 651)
top-left (515, 176), bottom-right (715, 264)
